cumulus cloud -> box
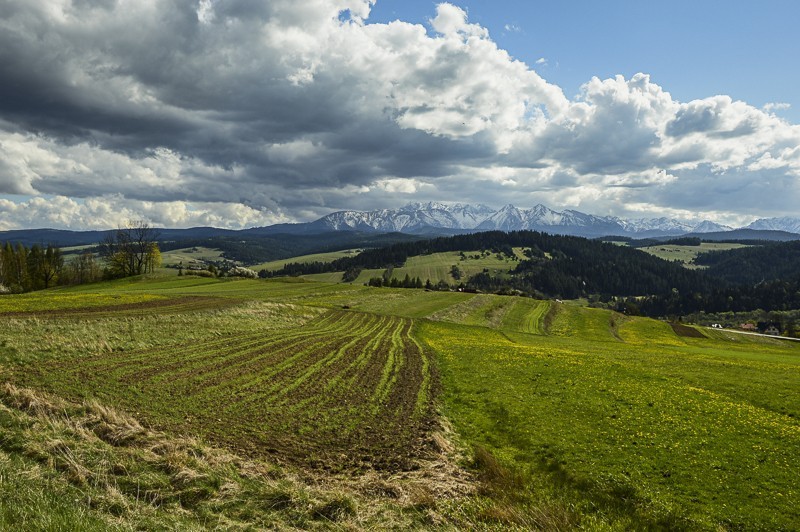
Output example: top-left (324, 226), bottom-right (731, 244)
top-left (764, 102), bottom-right (791, 113)
top-left (0, 0), bottom-right (798, 230)
top-left (374, 177), bottom-right (431, 194)
top-left (0, 195), bottom-right (287, 231)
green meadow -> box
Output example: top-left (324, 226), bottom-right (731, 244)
top-left (270, 249), bottom-right (524, 285)
top-left (637, 243), bottom-right (750, 268)
top-left (251, 249), bottom-right (363, 272)
top-left (1, 275), bottom-right (798, 529)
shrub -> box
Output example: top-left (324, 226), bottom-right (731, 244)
top-left (187, 269), bottom-right (214, 278)
top-left (228, 266), bottom-right (258, 279)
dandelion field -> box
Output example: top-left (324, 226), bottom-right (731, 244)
top-left (426, 308), bottom-right (800, 529)
top-left (1, 275), bottom-right (798, 529)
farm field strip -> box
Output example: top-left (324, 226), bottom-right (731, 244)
top-left (460, 296), bottom-right (515, 328)
top-left (127, 312), bottom-right (365, 396)
top-left (638, 242), bottom-right (750, 267)
top-left (304, 289), bottom-right (472, 319)
top-left (152, 311), bottom-right (352, 386)
top-left (370, 318), bottom-right (409, 413)
top-left (499, 298), bottom-right (551, 334)
top-left (64, 311), bottom-right (343, 380)
top-left (387, 250), bottom-right (520, 285)
top-left (427, 294), bottom-right (482, 324)
top-left (267, 313), bottom-right (386, 404)
top-left (0, 295), bottom-right (240, 319)
top-left (252, 249), bottom-right (361, 272)
top-left (0, 292), bottom-right (163, 314)
top-left (408, 332), bottom-right (431, 417)
top-left (212, 335), bottom-right (356, 409)
top-left (278, 329), bottom-right (396, 422)
top-left (22, 308), bottom-right (437, 470)
top-left (74, 333), bottom-right (272, 382)
top-left (318, 315), bottom-right (393, 395)
top-left (546, 302), bottom-right (626, 342)
top-left (429, 293), bottom-right (530, 330)
top-left (144, 332), bottom-right (339, 392)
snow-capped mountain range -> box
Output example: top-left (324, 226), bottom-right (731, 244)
top-left (745, 217), bottom-right (800, 234)
top-left (305, 201), bottom-right (746, 238)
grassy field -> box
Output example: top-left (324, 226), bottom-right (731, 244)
top-left (281, 249), bottom-right (524, 285)
top-left (252, 249), bottom-right (363, 272)
top-left (1, 275), bottom-right (798, 529)
top-left (388, 250), bottom-right (522, 284)
top-left (637, 242), bottom-right (750, 268)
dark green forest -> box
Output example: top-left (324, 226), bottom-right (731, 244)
top-left (264, 231), bottom-right (800, 317)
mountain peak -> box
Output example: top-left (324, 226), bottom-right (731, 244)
top-left (746, 216), bottom-right (800, 233)
top-left (692, 220), bottom-right (733, 233)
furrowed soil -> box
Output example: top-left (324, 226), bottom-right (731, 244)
top-left (16, 308), bottom-right (439, 472)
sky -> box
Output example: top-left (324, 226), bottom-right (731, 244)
top-left (1, 0), bottom-right (799, 230)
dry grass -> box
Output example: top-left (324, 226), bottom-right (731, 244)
top-left (0, 383), bottom-right (480, 530)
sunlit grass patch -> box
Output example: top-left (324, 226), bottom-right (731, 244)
top-left (546, 302), bottom-right (622, 342)
top-left (422, 317), bottom-right (800, 529)
top-left (0, 292), bottom-right (164, 314)
top-left (499, 298), bottom-right (550, 335)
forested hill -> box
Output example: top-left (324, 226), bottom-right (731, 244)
top-left (271, 231), bottom-right (800, 316)
top-left (273, 231), bottom-right (711, 296)
top-left (695, 240), bottom-right (800, 284)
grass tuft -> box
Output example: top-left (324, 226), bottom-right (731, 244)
top-left (311, 494), bottom-right (358, 521)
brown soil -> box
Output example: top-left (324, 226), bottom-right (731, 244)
top-left (669, 322), bottom-right (707, 338)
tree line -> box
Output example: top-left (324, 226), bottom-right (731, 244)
top-left (1, 242), bottom-right (66, 292)
top-left (1, 222), bottom-right (161, 294)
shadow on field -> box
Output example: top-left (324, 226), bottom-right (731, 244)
top-left (470, 444), bottom-right (697, 531)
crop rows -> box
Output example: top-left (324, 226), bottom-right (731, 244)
top-left (500, 299), bottom-right (550, 334)
top-left (33, 309), bottom-right (437, 471)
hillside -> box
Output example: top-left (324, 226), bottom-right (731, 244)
top-left (0, 276), bottom-right (798, 529)
top-left (694, 240), bottom-right (800, 283)
top-left (635, 242), bottom-right (750, 269)
top-left (268, 231), bottom-right (800, 317)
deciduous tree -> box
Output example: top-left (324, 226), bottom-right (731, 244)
top-left (99, 221), bottom-right (161, 277)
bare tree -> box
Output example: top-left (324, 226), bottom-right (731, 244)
top-left (99, 221), bottom-right (161, 277)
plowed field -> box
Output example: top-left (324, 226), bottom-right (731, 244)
top-left (25, 309), bottom-right (438, 471)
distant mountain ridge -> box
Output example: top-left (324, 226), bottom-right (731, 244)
top-left (308, 202), bottom-right (740, 238)
top-left (1, 202), bottom-right (798, 247)
top-left (745, 217), bottom-right (800, 234)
